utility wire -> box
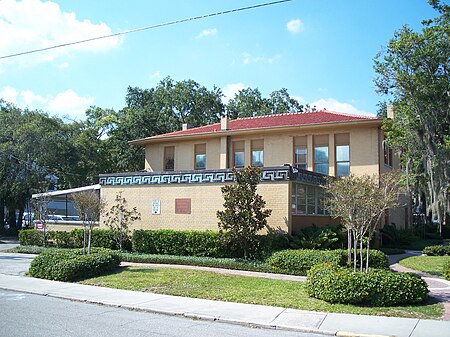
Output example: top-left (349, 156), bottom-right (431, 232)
top-left (0, 0), bottom-right (292, 60)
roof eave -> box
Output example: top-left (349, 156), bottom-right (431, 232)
top-left (129, 118), bottom-right (382, 146)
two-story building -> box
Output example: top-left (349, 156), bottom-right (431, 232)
top-left (99, 110), bottom-right (406, 234)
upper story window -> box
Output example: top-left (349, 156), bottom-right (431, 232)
top-left (383, 139), bottom-right (393, 167)
top-left (335, 133), bottom-right (350, 177)
top-left (232, 141), bottom-right (245, 168)
top-left (251, 139), bottom-right (264, 167)
top-left (195, 144), bottom-right (206, 170)
top-left (164, 146), bottom-right (175, 171)
top-left (294, 136), bottom-right (307, 170)
top-left (313, 135), bottom-right (329, 175)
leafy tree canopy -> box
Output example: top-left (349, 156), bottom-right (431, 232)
top-left (374, 0), bottom-right (450, 228)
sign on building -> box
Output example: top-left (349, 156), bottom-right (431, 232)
top-left (175, 198), bottom-right (191, 214)
top-left (152, 199), bottom-right (161, 215)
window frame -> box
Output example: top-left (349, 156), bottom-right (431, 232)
top-left (291, 183), bottom-right (328, 216)
top-left (313, 145), bottom-right (329, 175)
top-left (232, 141), bottom-right (245, 168)
top-left (163, 146), bottom-right (175, 171)
top-left (194, 143), bottom-right (206, 170)
top-left (251, 139), bottom-right (264, 167)
top-left (335, 144), bottom-right (350, 177)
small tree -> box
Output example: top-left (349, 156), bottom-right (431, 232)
top-left (103, 192), bottom-right (140, 251)
top-left (216, 167), bottom-right (272, 259)
top-left (325, 172), bottom-right (400, 272)
top-left (72, 190), bottom-right (105, 254)
top-left (31, 193), bottom-right (50, 247)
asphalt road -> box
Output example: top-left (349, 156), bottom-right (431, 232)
top-left (0, 289), bottom-right (325, 337)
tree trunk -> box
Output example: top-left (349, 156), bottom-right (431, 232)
top-left (353, 231), bottom-right (357, 272)
top-left (359, 239), bottom-right (363, 273)
top-left (347, 229), bottom-right (352, 266)
top-left (365, 240), bottom-right (370, 272)
top-left (83, 222), bottom-right (87, 255)
top-left (87, 225), bottom-right (92, 255)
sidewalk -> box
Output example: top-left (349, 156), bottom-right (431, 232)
top-left (0, 253), bottom-right (450, 337)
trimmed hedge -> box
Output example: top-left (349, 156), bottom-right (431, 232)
top-left (19, 229), bottom-right (126, 250)
top-left (18, 229), bottom-right (43, 246)
top-left (266, 249), bottom-right (388, 276)
top-left (422, 245), bottom-right (450, 256)
top-left (444, 260), bottom-right (450, 281)
top-left (28, 248), bottom-right (121, 281)
top-left (131, 229), bottom-right (290, 258)
top-left (121, 252), bottom-right (272, 273)
top-left (266, 249), bottom-right (345, 275)
top-left (306, 263), bottom-right (429, 306)
top-left (132, 230), bottom-right (227, 257)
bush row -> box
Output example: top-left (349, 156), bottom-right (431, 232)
top-left (121, 252), bottom-right (272, 273)
top-left (422, 245), bottom-right (450, 256)
top-left (267, 249), bottom-right (389, 275)
top-left (19, 229), bottom-right (127, 250)
top-left (444, 260), bottom-right (450, 281)
top-left (306, 263), bottom-right (428, 306)
top-left (28, 248), bottom-right (121, 281)
top-left (131, 229), bottom-right (290, 258)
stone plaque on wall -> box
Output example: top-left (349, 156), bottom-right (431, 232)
top-left (175, 198), bottom-right (191, 214)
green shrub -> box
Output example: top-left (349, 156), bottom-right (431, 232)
top-left (381, 224), bottom-right (420, 246)
top-left (267, 249), bottom-right (388, 275)
top-left (422, 245), bottom-right (450, 256)
top-left (307, 263), bottom-right (428, 306)
top-left (28, 248), bottom-right (121, 281)
top-left (121, 252), bottom-right (272, 273)
top-left (18, 228), bottom-right (124, 250)
top-left (19, 229), bottom-right (43, 246)
top-left (46, 231), bottom-right (74, 248)
top-left (132, 229), bottom-right (228, 257)
top-left (290, 224), bottom-right (346, 250)
top-left (266, 249), bottom-right (346, 275)
top-left (444, 260), bottom-right (450, 281)
top-left (71, 229), bottom-right (126, 250)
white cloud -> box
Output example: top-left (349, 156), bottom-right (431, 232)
top-left (291, 95), bottom-right (305, 104)
top-left (0, 86), bottom-right (19, 103)
top-left (47, 89), bottom-right (94, 119)
top-left (311, 98), bottom-right (374, 116)
top-left (196, 28), bottom-right (217, 39)
top-left (149, 70), bottom-right (161, 80)
top-left (221, 83), bottom-right (247, 104)
top-left (242, 52), bottom-right (280, 65)
top-left (287, 19), bottom-right (304, 33)
top-left (57, 62), bottom-right (69, 69)
top-left (0, 86), bottom-right (94, 120)
top-left (0, 0), bottom-right (122, 68)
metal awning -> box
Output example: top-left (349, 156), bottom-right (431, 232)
top-left (32, 184), bottom-right (100, 199)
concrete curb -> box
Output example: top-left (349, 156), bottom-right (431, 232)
top-left (336, 332), bottom-right (393, 337)
top-left (0, 284), bottom-right (337, 336)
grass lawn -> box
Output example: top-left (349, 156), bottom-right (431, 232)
top-left (399, 256), bottom-right (450, 276)
top-left (80, 266), bottom-right (443, 319)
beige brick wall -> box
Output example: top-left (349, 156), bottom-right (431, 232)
top-left (100, 182), bottom-right (290, 232)
top-left (145, 138), bottom-right (221, 172)
top-left (144, 125), bottom-right (385, 178)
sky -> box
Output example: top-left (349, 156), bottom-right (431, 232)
top-left (0, 0), bottom-right (443, 121)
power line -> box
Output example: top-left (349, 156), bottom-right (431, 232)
top-left (0, 0), bottom-right (292, 60)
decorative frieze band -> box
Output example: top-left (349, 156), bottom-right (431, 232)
top-left (99, 167), bottom-right (292, 186)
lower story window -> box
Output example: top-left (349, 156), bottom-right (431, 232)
top-left (291, 183), bottom-right (328, 215)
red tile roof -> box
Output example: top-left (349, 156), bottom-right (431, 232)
top-left (147, 110), bottom-right (378, 140)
